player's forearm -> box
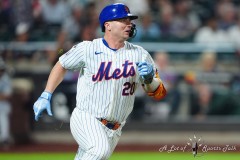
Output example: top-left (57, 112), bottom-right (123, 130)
top-left (45, 61), bottom-right (67, 93)
top-left (142, 78), bottom-right (167, 100)
top-left (148, 82), bottom-right (166, 100)
top-left (142, 77), bottom-right (161, 92)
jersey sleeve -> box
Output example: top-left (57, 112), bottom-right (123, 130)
top-left (59, 41), bottom-right (89, 70)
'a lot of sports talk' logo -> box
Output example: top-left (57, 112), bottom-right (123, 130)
top-left (158, 134), bottom-right (237, 158)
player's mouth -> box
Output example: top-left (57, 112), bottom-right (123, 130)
top-left (125, 30), bottom-right (131, 35)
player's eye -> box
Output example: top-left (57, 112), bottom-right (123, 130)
top-left (116, 18), bottom-right (131, 24)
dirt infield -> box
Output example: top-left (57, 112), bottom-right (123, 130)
top-left (0, 143), bottom-right (165, 153)
top-left (1, 143), bottom-right (240, 153)
top-left (1, 131), bottom-right (240, 153)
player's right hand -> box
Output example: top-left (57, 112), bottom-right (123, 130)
top-left (33, 91), bottom-right (53, 121)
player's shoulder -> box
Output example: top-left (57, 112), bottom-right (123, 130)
top-left (71, 39), bottom-right (100, 50)
top-left (78, 38), bottom-right (103, 46)
top-left (74, 40), bottom-right (93, 46)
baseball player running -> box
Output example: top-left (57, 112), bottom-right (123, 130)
top-left (33, 3), bottom-right (166, 160)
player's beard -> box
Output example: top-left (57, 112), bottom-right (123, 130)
top-left (122, 30), bottom-right (130, 40)
top-left (114, 31), bottom-right (129, 41)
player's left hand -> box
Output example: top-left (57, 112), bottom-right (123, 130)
top-left (33, 91), bottom-right (53, 121)
top-left (136, 62), bottom-right (154, 84)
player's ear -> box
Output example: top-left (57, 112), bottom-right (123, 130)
top-left (105, 22), bottom-right (111, 31)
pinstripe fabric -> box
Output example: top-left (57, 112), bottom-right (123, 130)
top-left (59, 38), bottom-right (157, 159)
top-left (59, 38), bottom-right (156, 123)
top-left (71, 108), bottom-right (121, 160)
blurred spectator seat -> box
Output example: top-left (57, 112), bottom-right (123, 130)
top-left (194, 16), bottom-right (229, 45)
top-left (189, 83), bottom-right (240, 120)
top-left (132, 13), bottom-right (161, 42)
top-left (40, 0), bottom-right (70, 25)
top-left (10, 78), bottom-right (34, 144)
top-left (170, 0), bottom-right (200, 42)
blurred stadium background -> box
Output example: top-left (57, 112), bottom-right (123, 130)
top-left (0, 0), bottom-right (240, 159)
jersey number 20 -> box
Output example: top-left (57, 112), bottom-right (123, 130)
top-left (122, 82), bottom-right (136, 96)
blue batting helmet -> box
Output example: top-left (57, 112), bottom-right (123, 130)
top-left (99, 3), bottom-right (138, 32)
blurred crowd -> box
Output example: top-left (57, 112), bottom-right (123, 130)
top-left (1, 0), bottom-right (240, 43)
top-left (1, 0), bottom-right (240, 148)
top-left (135, 50), bottom-right (240, 122)
top-left (1, 0), bottom-right (240, 63)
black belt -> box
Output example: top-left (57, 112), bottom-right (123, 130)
top-left (98, 118), bottom-right (120, 130)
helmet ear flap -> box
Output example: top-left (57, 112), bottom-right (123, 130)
top-left (129, 23), bottom-right (137, 38)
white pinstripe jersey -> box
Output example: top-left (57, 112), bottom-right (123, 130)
top-left (59, 38), bottom-right (156, 123)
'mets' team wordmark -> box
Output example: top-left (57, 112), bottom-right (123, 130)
top-left (92, 60), bottom-right (135, 81)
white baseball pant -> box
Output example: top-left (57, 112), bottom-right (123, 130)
top-left (70, 108), bottom-right (122, 160)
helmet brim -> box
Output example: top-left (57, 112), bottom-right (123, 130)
top-left (128, 14), bottom-right (138, 20)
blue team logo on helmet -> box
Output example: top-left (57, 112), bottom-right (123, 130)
top-left (99, 3), bottom-right (138, 32)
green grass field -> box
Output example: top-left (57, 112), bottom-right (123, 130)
top-left (0, 152), bottom-right (240, 160)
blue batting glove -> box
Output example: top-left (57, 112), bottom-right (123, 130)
top-left (136, 62), bottom-right (154, 84)
top-left (33, 91), bottom-right (53, 121)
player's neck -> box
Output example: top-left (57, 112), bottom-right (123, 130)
top-left (103, 35), bottom-right (125, 50)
